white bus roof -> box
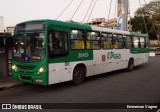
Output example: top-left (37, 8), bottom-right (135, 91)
top-left (91, 26), bottom-right (130, 35)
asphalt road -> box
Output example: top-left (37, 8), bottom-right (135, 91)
top-left (0, 57), bottom-right (160, 112)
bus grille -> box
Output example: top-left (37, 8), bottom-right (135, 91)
top-left (20, 76), bottom-right (32, 81)
top-left (17, 64), bottom-right (36, 70)
top-left (19, 70), bottom-right (34, 75)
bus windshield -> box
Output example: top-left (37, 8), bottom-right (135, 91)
top-left (13, 32), bottom-right (45, 62)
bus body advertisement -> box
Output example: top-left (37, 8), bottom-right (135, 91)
top-left (12, 19), bottom-right (149, 85)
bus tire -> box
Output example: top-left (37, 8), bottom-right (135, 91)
top-left (127, 59), bottom-right (134, 71)
top-left (72, 66), bottom-right (85, 85)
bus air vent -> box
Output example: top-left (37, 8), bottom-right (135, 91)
top-left (17, 65), bottom-right (36, 70)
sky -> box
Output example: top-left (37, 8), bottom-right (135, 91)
top-left (0, 0), bottom-right (153, 28)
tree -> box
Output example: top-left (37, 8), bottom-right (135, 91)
top-left (131, 1), bottom-right (160, 40)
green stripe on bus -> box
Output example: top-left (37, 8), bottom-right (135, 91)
top-left (49, 50), bottom-right (93, 63)
top-left (131, 48), bottom-right (149, 54)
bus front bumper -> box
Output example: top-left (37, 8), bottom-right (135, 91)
top-left (12, 72), bottom-right (48, 86)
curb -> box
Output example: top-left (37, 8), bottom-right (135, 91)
top-left (0, 82), bottom-right (24, 91)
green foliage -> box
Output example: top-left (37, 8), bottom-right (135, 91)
top-left (130, 1), bottom-right (160, 40)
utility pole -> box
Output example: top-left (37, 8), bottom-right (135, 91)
top-left (117, 0), bottom-right (129, 31)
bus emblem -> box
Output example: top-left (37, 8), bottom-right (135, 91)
top-left (107, 51), bottom-right (121, 59)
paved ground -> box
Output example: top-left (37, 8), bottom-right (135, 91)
top-left (0, 76), bottom-right (23, 90)
top-left (0, 57), bottom-right (160, 112)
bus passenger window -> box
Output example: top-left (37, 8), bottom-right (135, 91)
top-left (48, 30), bottom-right (68, 57)
top-left (86, 31), bottom-right (101, 50)
top-left (101, 33), bottom-right (112, 49)
top-left (49, 31), bottom-right (60, 50)
top-left (126, 35), bottom-right (132, 49)
top-left (133, 37), bottom-right (140, 48)
top-left (122, 37), bottom-right (126, 48)
top-left (70, 30), bottom-right (84, 49)
top-left (112, 35), bottom-right (118, 49)
top-left (117, 34), bottom-right (123, 49)
top-left (140, 37), bottom-right (145, 48)
top-left (145, 37), bottom-right (149, 48)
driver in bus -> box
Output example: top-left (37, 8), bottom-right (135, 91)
top-left (52, 32), bottom-right (60, 49)
top-left (49, 31), bottom-right (60, 50)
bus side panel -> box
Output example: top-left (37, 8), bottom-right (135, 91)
top-left (48, 63), bottom-right (72, 84)
top-left (86, 50), bottom-right (103, 77)
top-left (131, 53), bottom-right (149, 66)
top-left (131, 48), bottom-right (149, 66)
top-left (85, 49), bottom-right (131, 77)
top-left (102, 49), bottom-right (131, 73)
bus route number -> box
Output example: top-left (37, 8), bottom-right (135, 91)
top-left (78, 52), bottom-right (89, 58)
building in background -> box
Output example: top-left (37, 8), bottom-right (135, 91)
top-left (0, 16), bottom-right (4, 32)
top-left (106, 18), bottom-right (117, 29)
top-left (88, 18), bottom-right (117, 29)
top-left (5, 27), bottom-right (15, 35)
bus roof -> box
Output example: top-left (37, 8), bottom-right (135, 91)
top-left (16, 19), bottom-right (91, 30)
top-left (91, 26), bottom-right (130, 35)
top-left (16, 19), bottom-right (148, 37)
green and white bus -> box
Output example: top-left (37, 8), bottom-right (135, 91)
top-left (12, 19), bottom-right (149, 85)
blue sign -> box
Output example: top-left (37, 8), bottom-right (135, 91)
top-left (117, 0), bottom-right (128, 31)
top-left (24, 55), bottom-right (30, 61)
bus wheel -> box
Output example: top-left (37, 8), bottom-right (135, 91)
top-left (72, 66), bottom-right (85, 85)
top-left (127, 59), bottom-right (134, 71)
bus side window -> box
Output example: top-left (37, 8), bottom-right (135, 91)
top-left (86, 31), bottom-right (101, 50)
top-left (125, 35), bottom-right (132, 49)
top-left (116, 34), bottom-right (123, 49)
top-left (133, 36), bottom-right (140, 48)
top-left (140, 37), bottom-right (145, 48)
top-left (101, 33), bottom-right (112, 49)
top-left (48, 30), bottom-right (59, 51)
top-left (122, 36), bottom-right (126, 49)
top-left (112, 35), bottom-right (118, 49)
top-left (145, 37), bottom-right (149, 48)
top-left (70, 29), bottom-right (84, 49)
top-left (48, 30), bottom-right (68, 57)
top-left (108, 34), bottom-right (113, 49)
top-left (111, 35), bottom-right (116, 45)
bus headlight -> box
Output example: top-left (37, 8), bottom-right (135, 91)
top-left (12, 64), bottom-right (17, 71)
top-left (38, 66), bottom-right (45, 74)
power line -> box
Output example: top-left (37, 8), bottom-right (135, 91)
top-left (70, 0), bottom-right (84, 20)
top-left (56, 0), bottom-right (74, 20)
top-left (82, 0), bottom-right (94, 23)
top-left (108, 0), bottom-right (113, 21)
top-left (86, 0), bottom-right (98, 23)
top-left (114, 0), bottom-right (117, 19)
